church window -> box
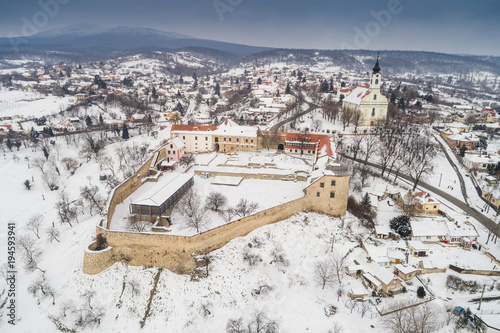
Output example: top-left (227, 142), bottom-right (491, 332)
top-left (375, 79), bottom-right (379, 84)
top-left (374, 94), bottom-right (377, 100)
top-left (372, 108), bottom-right (375, 116)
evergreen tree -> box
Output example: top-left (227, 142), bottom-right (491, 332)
top-left (152, 87), bottom-right (157, 97)
top-left (122, 124), bottom-right (130, 140)
top-left (361, 192), bottom-right (372, 213)
top-left (257, 77), bottom-right (262, 85)
top-left (43, 147), bottom-right (49, 160)
top-left (6, 138), bottom-right (13, 151)
top-left (389, 215), bottom-right (412, 238)
top-left (177, 90), bottom-right (181, 98)
top-left (320, 80), bottom-right (329, 92)
top-left (235, 78), bottom-right (239, 84)
top-left (285, 82), bottom-right (291, 94)
top-left (214, 83), bottom-right (220, 97)
top-left (459, 146), bottom-right (466, 157)
top-left (24, 180), bottom-right (32, 190)
top-left (85, 115), bottom-right (92, 127)
top-left (276, 89), bottom-right (280, 97)
top-left (417, 286), bottom-right (426, 298)
top-left (99, 114), bottom-right (104, 125)
top-left (179, 75), bottom-right (184, 84)
top-left (247, 83), bottom-right (251, 89)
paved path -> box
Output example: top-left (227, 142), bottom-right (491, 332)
top-left (342, 154), bottom-right (500, 238)
top-left (269, 95), bottom-right (318, 132)
top-left (433, 133), bottom-right (468, 204)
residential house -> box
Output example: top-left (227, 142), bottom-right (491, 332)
top-left (394, 264), bottom-right (418, 281)
top-left (462, 154), bottom-right (500, 171)
top-left (446, 132), bottom-right (479, 150)
top-left (407, 240), bottom-right (429, 257)
top-left (397, 190), bottom-right (440, 214)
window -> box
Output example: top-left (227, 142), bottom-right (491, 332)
top-left (320, 182), bottom-right (324, 188)
top-left (316, 192), bottom-right (320, 197)
top-left (170, 144), bottom-right (173, 148)
top-left (183, 136), bottom-right (185, 140)
top-left (246, 139), bottom-right (248, 143)
top-left (215, 137), bottom-right (219, 142)
top-left (373, 94), bottom-right (377, 100)
top-left (205, 137), bottom-right (208, 141)
top-left (426, 236), bottom-right (431, 239)
top-left (372, 108), bottom-right (375, 116)
top-left (229, 138), bottom-right (231, 142)
top-left (224, 138), bottom-right (226, 141)
top-left (330, 192), bottom-right (335, 198)
top-left (237, 138), bottom-right (239, 142)
top-left (195, 136), bottom-right (197, 140)
top-left (331, 180), bottom-right (336, 186)
top-left (251, 139), bottom-right (253, 143)
top-left (375, 79), bottom-right (379, 84)
top-left (433, 205), bottom-right (437, 208)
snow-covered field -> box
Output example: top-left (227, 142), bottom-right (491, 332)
top-left (0, 88), bottom-right (74, 119)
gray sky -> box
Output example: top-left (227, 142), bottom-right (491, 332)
top-left (1, 0), bottom-right (499, 55)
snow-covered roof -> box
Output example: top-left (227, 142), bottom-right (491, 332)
top-left (407, 240), bottom-right (428, 251)
top-left (394, 264), bottom-right (418, 275)
top-left (343, 86), bottom-right (370, 105)
top-left (171, 137), bottom-right (185, 149)
top-left (446, 221), bottom-right (478, 238)
top-left (411, 220), bottom-right (449, 237)
top-left (131, 173), bottom-right (193, 207)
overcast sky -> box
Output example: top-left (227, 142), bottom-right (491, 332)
top-left (1, 0), bottom-right (499, 55)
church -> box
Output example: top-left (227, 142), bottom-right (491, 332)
top-left (342, 55), bottom-right (388, 126)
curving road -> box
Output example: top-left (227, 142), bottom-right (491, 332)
top-left (342, 154), bottom-right (500, 238)
top-left (269, 95), bottom-right (318, 132)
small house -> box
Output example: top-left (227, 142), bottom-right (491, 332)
top-left (394, 264), bottom-right (418, 281)
top-left (407, 240), bottom-right (429, 257)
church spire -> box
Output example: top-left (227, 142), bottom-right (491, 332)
top-left (372, 52), bottom-right (381, 74)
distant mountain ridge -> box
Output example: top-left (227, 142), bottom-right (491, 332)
top-left (0, 24), bottom-right (498, 76)
top-left (0, 24), bottom-right (271, 57)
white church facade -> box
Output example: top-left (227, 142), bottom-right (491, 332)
top-left (342, 56), bottom-right (388, 126)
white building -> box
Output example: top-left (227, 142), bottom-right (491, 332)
top-left (342, 55), bottom-right (388, 126)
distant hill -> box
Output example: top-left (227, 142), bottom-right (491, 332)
top-left (0, 24), bottom-right (272, 58)
top-left (245, 49), bottom-right (500, 75)
top-left (0, 24), bottom-right (498, 76)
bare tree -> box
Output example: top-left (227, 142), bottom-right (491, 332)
top-left (185, 206), bottom-right (210, 234)
top-left (331, 253), bottom-right (346, 288)
top-left (341, 108), bottom-right (353, 131)
top-left (127, 215), bottom-right (150, 232)
top-left (219, 208), bottom-right (236, 223)
top-left (42, 170), bottom-right (59, 191)
top-left (33, 156), bottom-right (46, 174)
top-left (362, 135), bottom-right (379, 165)
top-left (352, 110), bottom-right (362, 132)
top-left (27, 214), bottom-right (43, 239)
top-left (179, 154), bottom-right (195, 167)
top-left (349, 136), bottom-right (364, 161)
top-left (80, 185), bottom-right (105, 215)
top-left (269, 246), bottom-right (289, 267)
top-left (61, 157), bottom-right (79, 174)
top-left (381, 300), bottom-right (440, 333)
top-left (55, 191), bottom-right (78, 227)
top-left (441, 303), bottom-right (455, 326)
top-left (199, 302), bottom-right (212, 317)
top-left (81, 290), bottom-right (96, 310)
top-left (315, 259), bottom-right (335, 289)
top-left (46, 225), bottom-right (60, 242)
top-left (227, 310), bottom-right (279, 333)
top-left (312, 118), bottom-right (323, 132)
top-left (329, 323), bottom-right (343, 333)
top-left (360, 302), bottom-right (371, 318)
top-left (18, 235), bottom-right (44, 272)
top-left (235, 199), bottom-right (259, 218)
top-left (205, 191), bottom-right (227, 213)
top-left (406, 137), bottom-right (436, 191)
top-left (128, 279), bottom-right (140, 296)
top-left (176, 188), bottom-right (200, 218)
